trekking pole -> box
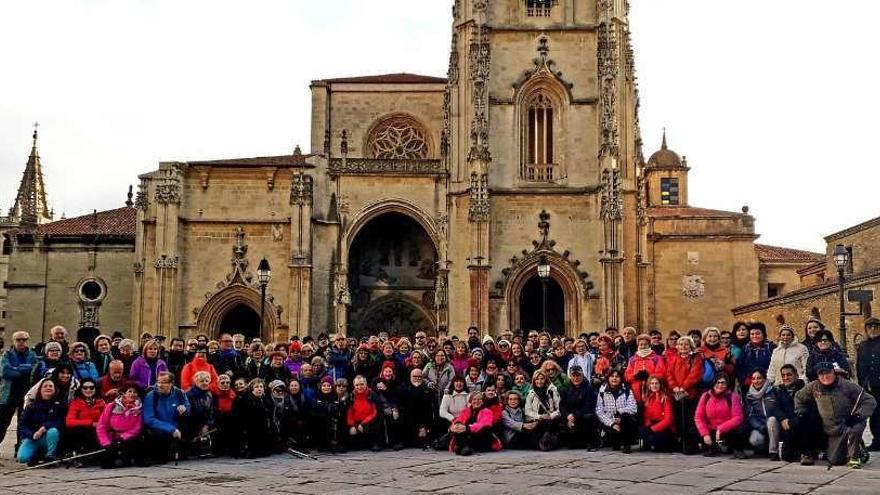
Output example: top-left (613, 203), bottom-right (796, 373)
top-left (286, 447), bottom-right (319, 461)
top-left (2, 449), bottom-right (107, 475)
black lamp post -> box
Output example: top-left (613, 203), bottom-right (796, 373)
top-left (537, 255), bottom-right (551, 332)
top-left (833, 244), bottom-right (850, 355)
top-left (257, 258), bottom-right (271, 337)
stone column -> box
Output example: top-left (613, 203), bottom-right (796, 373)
top-left (289, 171), bottom-right (314, 337)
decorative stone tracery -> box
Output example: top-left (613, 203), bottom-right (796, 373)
top-left (367, 115), bottom-right (430, 160)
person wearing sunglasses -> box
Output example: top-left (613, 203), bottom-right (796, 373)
top-left (0, 331), bottom-right (38, 447)
top-left (64, 377), bottom-right (105, 461)
top-left (806, 329), bottom-right (851, 382)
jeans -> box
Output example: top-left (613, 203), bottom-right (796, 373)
top-left (749, 416), bottom-right (781, 453)
top-left (17, 428), bottom-right (60, 463)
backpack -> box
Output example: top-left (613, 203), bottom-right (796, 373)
top-left (700, 358), bottom-right (715, 386)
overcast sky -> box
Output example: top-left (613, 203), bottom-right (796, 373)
top-left (1, 0), bottom-right (877, 252)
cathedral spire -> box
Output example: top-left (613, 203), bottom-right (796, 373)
top-left (661, 128), bottom-right (668, 150)
top-left (11, 122), bottom-right (53, 226)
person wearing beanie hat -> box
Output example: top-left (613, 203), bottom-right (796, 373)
top-left (806, 330), bottom-right (851, 381)
top-left (312, 374), bottom-right (344, 452)
top-left (283, 342), bottom-right (303, 378)
top-left (180, 345), bottom-right (220, 391)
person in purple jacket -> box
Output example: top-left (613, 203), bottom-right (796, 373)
top-left (129, 340), bottom-right (168, 391)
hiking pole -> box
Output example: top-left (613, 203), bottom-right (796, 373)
top-left (286, 447), bottom-right (318, 461)
top-left (2, 448), bottom-right (107, 475)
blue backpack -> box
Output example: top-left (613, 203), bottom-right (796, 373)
top-left (700, 358), bottom-right (716, 385)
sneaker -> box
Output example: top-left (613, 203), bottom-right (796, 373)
top-left (459, 445), bottom-right (474, 456)
top-left (621, 444), bottom-right (631, 454)
top-left (769, 453), bottom-right (780, 461)
top-left (732, 450), bottom-right (748, 459)
top-left (800, 454), bottom-right (814, 466)
top-left (848, 458), bottom-right (862, 469)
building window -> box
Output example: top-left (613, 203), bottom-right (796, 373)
top-left (526, 0), bottom-right (554, 17)
top-left (522, 93), bottom-right (556, 182)
top-left (77, 278), bottom-right (107, 303)
top-left (660, 178), bottom-right (680, 205)
top-left (368, 115), bottom-right (430, 160)
top-left (767, 283), bottom-right (785, 298)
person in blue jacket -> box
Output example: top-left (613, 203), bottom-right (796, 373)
top-left (327, 334), bottom-right (353, 381)
top-left (0, 331), bottom-right (39, 447)
top-left (69, 342), bottom-right (99, 383)
top-left (736, 323), bottom-right (775, 392)
top-left (17, 378), bottom-right (64, 465)
top-left (143, 371), bottom-right (190, 463)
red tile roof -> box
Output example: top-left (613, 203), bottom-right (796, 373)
top-left (34, 207), bottom-right (136, 237)
top-left (755, 244), bottom-right (824, 263)
top-left (188, 154), bottom-right (315, 168)
top-left (313, 73), bottom-right (448, 85)
top-left (647, 206), bottom-right (746, 219)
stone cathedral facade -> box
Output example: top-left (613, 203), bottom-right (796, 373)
top-left (126, 0), bottom-right (814, 342)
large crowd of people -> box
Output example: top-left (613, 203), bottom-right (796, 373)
top-left (1, 317), bottom-right (878, 470)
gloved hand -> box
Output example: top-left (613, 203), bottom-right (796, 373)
top-left (845, 414), bottom-right (863, 427)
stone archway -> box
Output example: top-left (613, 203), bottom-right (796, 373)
top-left (196, 285), bottom-right (278, 341)
top-left (345, 208), bottom-right (439, 337)
top-left (504, 252), bottom-right (584, 336)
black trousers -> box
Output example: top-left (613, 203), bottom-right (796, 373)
top-left (869, 385), bottom-right (880, 446)
top-left (674, 397), bottom-right (700, 453)
top-left (639, 426), bottom-right (676, 452)
top-left (702, 427), bottom-right (746, 451)
top-left (347, 417), bottom-right (383, 450)
top-left (452, 429), bottom-right (494, 454)
top-left (560, 415), bottom-right (600, 448)
top-left (101, 437), bottom-right (144, 468)
top-left (0, 395), bottom-right (24, 446)
top-left (601, 414), bottom-right (637, 447)
top-left (65, 427), bottom-right (101, 457)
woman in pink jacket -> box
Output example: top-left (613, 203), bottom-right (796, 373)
top-left (695, 375), bottom-right (747, 458)
top-left (448, 391), bottom-right (502, 456)
top-left (96, 382), bottom-right (144, 468)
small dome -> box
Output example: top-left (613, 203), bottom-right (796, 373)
top-left (647, 130), bottom-right (684, 168)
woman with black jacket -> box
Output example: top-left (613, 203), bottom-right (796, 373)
top-left (234, 378), bottom-right (273, 458)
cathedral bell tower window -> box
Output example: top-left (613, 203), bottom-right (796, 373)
top-left (660, 178), bottom-right (680, 206)
top-left (526, 0), bottom-right (555, 17)
top-left (522, 93), bottom-right (556, 182)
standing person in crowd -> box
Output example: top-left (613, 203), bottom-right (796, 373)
top-left (164, 338), bottom-right (188, 386)
top-left (116, 339), bottom-right (137, 376)
top-left (449, 391), bottom-right (502, 456)
top-left (424, 348), bottom-right (455, 404)
top-left (34, 325), bottom-right (69, 357)
top-left (559, 365), bottom-right (598, 449)
top-left (312, 376), bottom-right (344, 452)
top-left (212, 334), bottom-right (243, 378)
top-left (261, 351), bottom-right (292, 384)
top-left (744, 368), bottom-right (781, 459)
top-left (595, 369), bottom-right (637, 453)
top-left (30, 341), bottom-right (66, 384)
top-left (624, 334), bottom-right (666, 404)
top-left (347, 375), bottom-right (383, 452)
top-left (806, 330), bottom-right (851, 382)
top-left (181, 345), bottom-right (219, 390)
top-left (663, 331), bottom-right (681, 363)
top-left (96, 382), bottom-right (144, 468)
top-left (98, 360), bottom-right (126, 401)
top-left (568, 339), bottom-right (595, 384)
top-left (130, 339), bottom-right (168, 391)
top-left (372, 362), bottom-right (403, 450)
top-left (143, 371), bottom-right (190, 464)
top-left (211, 374), bottom-right (237, 456)
top-left (283, 342), bottom-right (302, 378)
top-left (618, 327), bottom-right (638, 363)
top-left (64, 378), bottom-right (105, 459)
top-left (699, 327), bottom-right (734, 382)
top-left (398, 368), bottom-right (436, 448)
top-left (802, 318), bottom-right (826, 350)
top-left (235, 378), bottom-right (273, 458)
top-left (795, 361), bottom-right (877, 468)
top-left (16, 378), bottom-right (63, 465)
top-left (525, 369), bottom-right (562, 451)
top-left (92, 335), bottom-right (115, 377)
top-left (69, 342), bottom-right (98, 383)
top-left (0, 331), bottom-right (38, 447)
top-left (695, 375), bottom-right (746, 458)
top-left (640, 376), bottom-right (676, 452)
top-left (649, 330), bottom-right (665, 355)
top-left (667, 336), bottom-right (704, 454)
top-left (327, 334), bottom-right (352, 381)
top-left (729, 322), bottom-right (750, 363)
top-left (245, 342), bottom-right (267, 380)
top-left (593, 335), bottom-right (625, 386)
top-left (352, 344), bottom-right (379, 383)
top-left (767, 325), bottom-right (809, 384)
top-left (736, 323), bottom-right (775, 392)
top-left (857, 317), bottom-right (880, 451)
top-left (184, 371), bottom-right (215, 457)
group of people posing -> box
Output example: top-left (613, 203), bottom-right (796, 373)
top-left (1, 317), bottom-right (879, 469)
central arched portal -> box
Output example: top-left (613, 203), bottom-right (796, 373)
top-left (218, 304), bottom-right (261, 341)
top-left (347, 211), bottom-right (438, 338)
top-left (519, 276), bottom-right (565, 334)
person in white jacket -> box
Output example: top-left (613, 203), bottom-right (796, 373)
top-left (766, 325), bottom-right (809, 384)
top-left (595, 369), bottom-right (638, 453)
top-left (524, 369), bottom-right (562, 450)
top-left (567, 339), bottom-right (595, 383)
top-left (438, 376), bottom-right (469, 424)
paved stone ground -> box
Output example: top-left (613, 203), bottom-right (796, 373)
top-left (1, 420), bottom-right (877, 495)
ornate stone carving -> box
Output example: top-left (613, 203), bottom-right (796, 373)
top-left (636, 174), bottom-right (648, 226)
top-left (682, 275), bottom-right (706, 298)
top-left (135, 180), bottom-right (149, 210)
top-left (468, 23), bottom-right (491, 163)
top-left (272, 224), bottom-right (284, 242)
top-left (80, 304), bottom-right (99, 328)
top-left (447, 32), bottom-right (459, 85)
top-left (468, 172), bottom-right (490, 222)
top-left (434, 273), bottom-right (448, 309)
top-left (323, 129), bottom-right (331, 155)
top-left (328, 158), bottom-right (446, 176)
top-left (598, 20), bottom-right (620, 160)
top-left (154, 183), bottom-right (181, 205)
top-left (340, 129), bottom-right (349, 156)
top-left (513, 35), bottom-right (574, 92)
top-left (334, 278), bottom-right (351, 307)
top-left (154, 255), bottom-right (178, 270)
top-left (133, 262), bottom-right (145, 274)
top-left (290, 171), bottom-right (314, 206)
top-left (600, 168), bottom-right (623, 221)
top-left (232, 227), bottom-right (248, 271)
top-left (368, 116), bottom-right (430, 160)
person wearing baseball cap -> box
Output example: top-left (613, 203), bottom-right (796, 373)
top-left (857, 317), bottom-right (880, 450)
top-left (559, 364), bottom-right (599, 449)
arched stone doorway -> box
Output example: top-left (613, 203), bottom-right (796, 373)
top-left (347, 211), bottom-right (438, 338)
top-left (218, 304), bottom-right (261, 341)
top-left (196, 285), bottom-right (278, 341)
top-left (518, 276), bottom-right (565, 334)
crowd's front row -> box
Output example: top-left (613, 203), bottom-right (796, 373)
top-left (11, 339), bottom-right (876, 469)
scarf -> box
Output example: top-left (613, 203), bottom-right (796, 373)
top-left (113, 396), bottom-right (143, 416)
top-left (747, 381), bottom-right (772, 400)
top-left (636, 348), bottom-right (653, 358)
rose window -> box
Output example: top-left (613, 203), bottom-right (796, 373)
top-left (369, 118), bottom-right (429, 160)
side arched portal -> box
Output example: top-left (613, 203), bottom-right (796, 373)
top-left (196, 285), bottom-right (278, 341)
top-left (505, 252), bottom-right (584, 336)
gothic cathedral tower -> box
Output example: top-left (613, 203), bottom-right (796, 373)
top-left (444, 0), bottom-right (644, 335)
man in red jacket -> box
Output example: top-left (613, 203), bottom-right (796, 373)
top-left (347, 375), bottom-right (383, 452)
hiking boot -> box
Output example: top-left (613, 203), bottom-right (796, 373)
top-left (768, 453), bottom-right (780, 461)
top-left (621, 444), bottom-right (632, 454)
top-left (459, 445), bottom-right (474, 456)
top-left (848, 457), bottom-right (862, 469)
top-left (800, 454), bottom-right (814, 466)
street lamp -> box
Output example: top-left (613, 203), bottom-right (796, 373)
top-left (537, 255), bottom-right (551, 332)
top-left (833, 244), bottom-right (850, 354)
top-left (257, 258), bottom-right (271, 337)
